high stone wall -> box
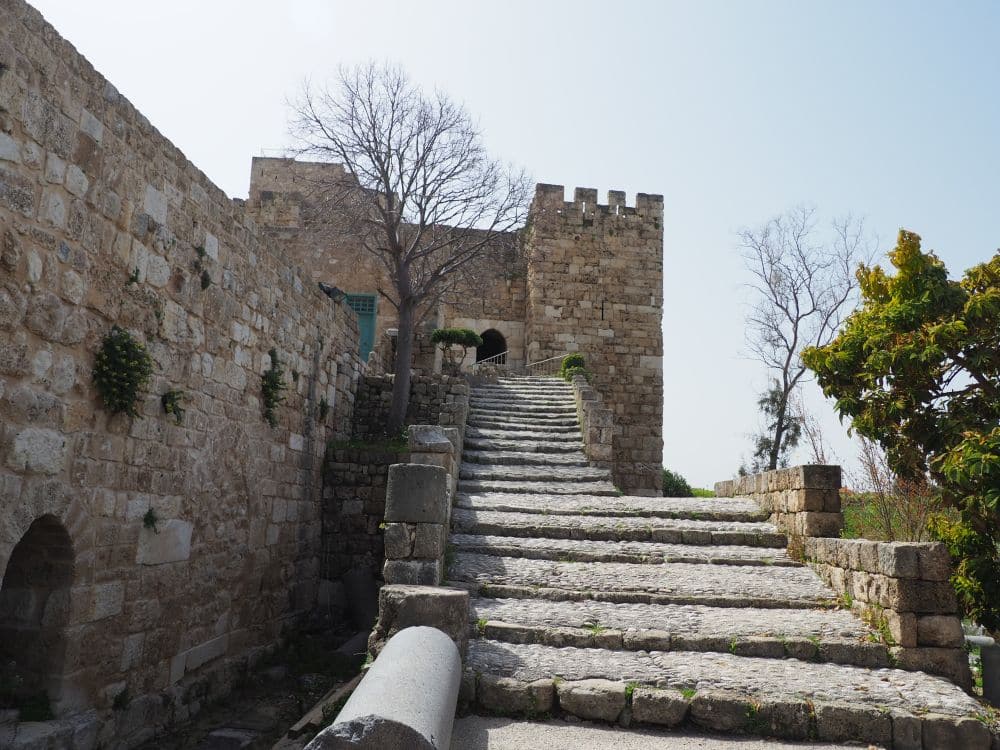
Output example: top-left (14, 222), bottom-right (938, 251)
top-left (524, 185), bottom-right (664, 495)
top-left (0, 1), bottom-right (362, 745)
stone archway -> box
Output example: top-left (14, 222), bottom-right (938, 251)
top-left (476, 329), bottom-right (507, 363)
top-left (0, 514), bottom-right (74, 720)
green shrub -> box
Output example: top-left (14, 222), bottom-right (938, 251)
top-left (560, 354), bottom-right (590, 382)
top-left (662, 468), bottom-right (694, 497)
top-left (431, 328), bottom-right (483, 370)
top-left (93, 326), bottom-right (153, 417)
top-left (562, 365), bottom-right (590, 382)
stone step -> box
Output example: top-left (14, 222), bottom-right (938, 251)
top-left (451, 509), bottom-right (786, 547)
top-left (466, 424), bottom-right (582, 438)
top-left (474, 387), bottom-right (573, 397)
top-left (451, 533), bottom-right (796, 567)
top-left (467, 597), bottom-right (891, 669)
top-left (463, 438), bottom-right (584, 454)
top-left (449, 553), bottom-right (832, 609)
top-left (469, 393), bottom-right (577, 403)
top-left (457, 479), bottom-right (620, 496)
top-left (460, 463), bottom-right (611, 483)
top-left (463, 450), bottom-right (591, 467)
top-left (455, 493), bottom-right (768, 522)
top-left (468, 411), bottom-right (580, 426)
top-left (468, 400), bottom-right (579, 414)
top-left (464, 640), bottom-right (991, 748)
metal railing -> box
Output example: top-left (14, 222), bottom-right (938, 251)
top-left (470, 350), bottom-right (509, 374)
top-left (525, 353), bottom-right (567, 377)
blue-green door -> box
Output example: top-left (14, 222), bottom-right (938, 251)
top-left (345, 293), bottom-right (377, 362)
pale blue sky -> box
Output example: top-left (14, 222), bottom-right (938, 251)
top-left (32, 1), bottom-right (1000, 487)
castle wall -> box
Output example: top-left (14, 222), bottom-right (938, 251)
top-left (524, 185), bottom-right (664, 495)
top-left (0, 2), bottom-right (361, 745)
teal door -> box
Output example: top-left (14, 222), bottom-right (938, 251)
top-left (345, 293), bottom-right (377, 362)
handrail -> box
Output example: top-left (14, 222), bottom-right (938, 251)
top-left (525, 353), bottom-right (568, 377)
top-left (470, 350), bottom-right (509, 373)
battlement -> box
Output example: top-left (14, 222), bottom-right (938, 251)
top-left (533, 183), bottom-right (663, 220)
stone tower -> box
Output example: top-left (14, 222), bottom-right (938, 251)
top-left (524, 185), bottom-right (664, 495)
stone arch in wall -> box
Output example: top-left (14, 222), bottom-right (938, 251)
top-left (476, 329), bottom-right (507, 363)
top-left (0, 514), bottom-right (74, 716)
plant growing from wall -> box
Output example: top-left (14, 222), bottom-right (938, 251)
top-left (161, 389), bottom-right (186, 425)
top-left (143, 508), bottom-right (159, 534)
top-left (559, 353), bottom-right (590, 382)
top-left (93, 326), bottom-right (153, 417)
top-left (431, 328), bottom-right (483, 372)
top-left (318, 396), bottom-right (330, 421)
top-left (262, 348), bottom-right (286, 428)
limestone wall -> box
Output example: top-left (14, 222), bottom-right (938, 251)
top-left (524, 185), bottom-right (664, 494)
top-left (0, 2), bottom-right (361, 744)
top-left (351, 375), bottom-right (470, 441)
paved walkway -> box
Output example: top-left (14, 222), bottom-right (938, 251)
top-left (449, 377), bottom-right (993, 748)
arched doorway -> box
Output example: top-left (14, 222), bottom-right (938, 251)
top-left (476, 329), bottom-right (507, 363)
top-left (0, 515), bottom-right (74, 720)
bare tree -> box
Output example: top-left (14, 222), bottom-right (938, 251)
top-left (791, 389), bottom-right (836, 465)
top-left (740, 206), bottom-right (873, 470)
top-left (289, 63), bottom-right (531, 433)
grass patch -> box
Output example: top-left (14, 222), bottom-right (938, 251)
top-left (328, 433), bottom-right (409, 452)
top-left (691, 488), bottom-right (715, 497)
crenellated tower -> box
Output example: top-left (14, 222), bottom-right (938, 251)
top-left (524, 185), bottom-right (664, 495)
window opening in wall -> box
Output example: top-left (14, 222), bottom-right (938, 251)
top-left (345, 293), bottom-right (378, 362)
top-left (0, 515), bottom-right (74, 719)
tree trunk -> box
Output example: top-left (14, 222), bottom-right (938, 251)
top-left (386, 301), bottom-right (415, 435)
top-left (768, 390), bottom-right (789, 471)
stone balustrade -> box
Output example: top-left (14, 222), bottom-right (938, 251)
top-left (717, 464), bottom-right (972, 688)
top-left (570, 373), bottom-right (613, 468)
top-left (804, 536), bottom-right (971, 688)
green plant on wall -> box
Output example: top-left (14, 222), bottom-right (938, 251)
top-left (93, 326), bottom-right (153, 417)
top-left (262, 348), bottom-right (286, 428)
top-left (559, 353), bottom-right (590, 382)
top-left (161, 389), bottom-right (185, 424)
top-left (318, 396), bottom-right (330, 421)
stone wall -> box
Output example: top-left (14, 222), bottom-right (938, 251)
top-left (0, 2), bottom-right (362, 745)
top-left (717, 465), bottom-right (971, 688)
top-left (804, 537), bottom-right (971, 688)
top-left (569, 373), bottom-right (613, 469)
top-left (715, 465), bottom-right (844, 538)
top-left (523, 185), bottom-right (663, 495)
top-left (351, 375), bottom-right (470, 441)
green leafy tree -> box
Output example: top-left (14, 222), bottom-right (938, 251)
top-left (745, 382), bottom-right (803, 474)
top-left (803, 230), bottom-right (1000, 631)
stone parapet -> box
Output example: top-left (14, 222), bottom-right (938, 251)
top-left (804, 537), bottom-right (970, 688)
top-left (716, 465), bottom-right (971, 689)
top-left (351, 375), bottom-right (469, 441)
top-left (569, 374), bottom-right (613, 468)
top-left (714, 465), bottom-right (843, 538)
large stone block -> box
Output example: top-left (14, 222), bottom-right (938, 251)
top-left (383, 559), bottom-right (441, 587)
top-left (135, 519), bottom-right (193, 565)
top-left (555, 679), bottom-right (626, 722)
top-left (385, 464), bottom-right (449, 524)
top-left (408, 425), bottom-right (453, 454)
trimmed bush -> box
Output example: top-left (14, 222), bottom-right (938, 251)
top-left (662, 468), bottom-right (694, 497)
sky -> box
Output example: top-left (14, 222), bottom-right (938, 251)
top-left (30, 0), bottom-right (1000, 488)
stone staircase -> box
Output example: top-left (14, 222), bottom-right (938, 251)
top-left (447, 377), bottom-right (995, 748)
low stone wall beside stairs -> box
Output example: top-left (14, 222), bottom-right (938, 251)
top-left (805, 536), bottom-right (971, 689)
top-left (717, 464), bottom-right (972, 689)
top-left (714, 464), bottom-right (844, 537)
top-left (569, 373), bottom-right (613, 469)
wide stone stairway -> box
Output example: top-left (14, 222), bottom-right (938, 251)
top-left (445, 377), bottom-right (993, 748)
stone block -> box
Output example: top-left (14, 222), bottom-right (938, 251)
top-left (135, 519), bottom-right (193, 565)
top-left (630, 687), bottom-right (688, 727)
top-left (412, 523), bottom-right (446, 559)
top-left (814, 702), bottom-right (891, 745)
top-left (890, 647), bottom-right (972, 690)
top-left (921, 715), bottom-right (991, 750)
top-left (798, 511), bottom-right (843, 538)
top-left (385, 464), bottom-right (449, 524)
top-left (757, 699), bottom-right (812, 741)
top-left (408, 425), bottom-right (453, 454)
top-left (91, 582), bottom-right (124, 621)
top-left (884, 610), bottom-right (918, 648)
top-left (477, 675), bottom-right (554, 715)
top-left (887, 579), bottom-right (957, 614)
top-left (793, 464), bottom-right (842, 490)
top-left (916, 615), bottom-right (965, 648)
top-left (383, 523), bottom-right (412, 560)
top-left (555, 679), bottom-right (626, 722)
top-left (916, 543), bottom-right (953, 581)
top-left (185, 634), bottom-right (229, 672)
top-left (689, 690), bottom-right (751, 733)
top-left (877, 542), bottom-right (920, 578)
top-left (383, 559), bottom-right (442, 586)
top-left (369, 585), bottom-right (469, 659)
top-left (6, 427), bottom-right (66, 474)
top-left (889, 711), bottom-right (922, 750)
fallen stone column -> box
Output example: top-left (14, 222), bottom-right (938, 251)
top-left (306, 626), bottom-right (461, 750)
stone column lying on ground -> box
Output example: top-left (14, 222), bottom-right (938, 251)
top-left (306, 626), bottom-right (461, 750)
